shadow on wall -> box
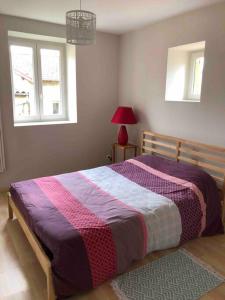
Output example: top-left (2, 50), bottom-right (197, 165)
top-left (128, 107), bottom-right (152, 149)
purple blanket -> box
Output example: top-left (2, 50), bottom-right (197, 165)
top-left (10, 155), bottom-right (223, 298)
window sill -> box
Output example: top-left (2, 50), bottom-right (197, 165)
top-left (14, 120), bottom-right (77, 127)
top-left (165, 99), bottom-right (200, 103)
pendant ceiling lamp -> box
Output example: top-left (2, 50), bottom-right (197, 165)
top-left (66, 0), bottom-right (96, 45)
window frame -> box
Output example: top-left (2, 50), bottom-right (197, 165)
top-left (9, 37), bottom-right (68, 124)
top-left (187, 50), bottom-right (204, 100)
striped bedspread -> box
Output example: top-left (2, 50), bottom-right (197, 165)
top-left (10, 155), bottom-right (223, 298)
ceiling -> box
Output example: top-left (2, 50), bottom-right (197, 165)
top-left (0, 0), bottom-right (224, 34)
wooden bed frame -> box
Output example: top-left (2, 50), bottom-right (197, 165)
top-left (7, 130), bottom-right (225, 300)
top-left (7, 195), bottom-right (56, 300)
top-left (140, 131), bottom-right (225, 220)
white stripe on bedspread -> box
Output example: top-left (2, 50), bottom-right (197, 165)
top-left (80, 166), bottom-right (182, 252)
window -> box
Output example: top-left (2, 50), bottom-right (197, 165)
top-left (9, 38), bottom-right (67, 124)
top-left (187, 51), bottom-right (204, 100)
top-left (165, 41), bottom-right (205, 102)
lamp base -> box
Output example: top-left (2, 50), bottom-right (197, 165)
top-left (118, 125), bottom-right (128, 145)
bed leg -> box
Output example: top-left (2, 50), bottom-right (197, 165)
top-left (47, 268), bottom-right (56, 300)
top-left (222, 200), bottom-right (225, 225)
top-left (7, 194), bottom-right (13, 219)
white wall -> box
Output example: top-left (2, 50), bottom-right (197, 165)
top-left (119, 2), bottom-right (225, 146)
top-left (0, 15), bottom-right (119, 189)
top-left (1, 2), bottom-right (225, 189)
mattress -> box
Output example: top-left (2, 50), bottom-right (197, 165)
top-left (10, 155), bottom-right (224, 298)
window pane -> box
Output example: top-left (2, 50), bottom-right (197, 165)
top-left (10, 45), bottom-right (37, 118)
top-left (40, 49), bottom-right (63, 116)
top-left (192, 56), bottom-right (204, 97)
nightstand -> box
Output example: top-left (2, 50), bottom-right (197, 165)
top-left (112, 143), bottom-right (138, 163)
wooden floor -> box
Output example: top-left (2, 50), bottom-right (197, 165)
top-left (1, 193), bottom-right (225, 300)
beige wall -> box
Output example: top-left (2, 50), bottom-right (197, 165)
top-left (0, 15), bottom-right (119, 189)
top-left (2, 2), bottom-right (225, 189)
top-left (119, 2), bottom-right (225, 147)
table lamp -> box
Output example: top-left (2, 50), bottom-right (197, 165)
top-left (111, 106), bottom-right (137, 145)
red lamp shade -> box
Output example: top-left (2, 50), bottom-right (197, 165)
top-left (111, 106), bottom-right (137, 146)
top-left (111, 106), bottom-right (137, 125)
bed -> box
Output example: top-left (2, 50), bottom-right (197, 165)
top-left (8, 131), bottom-right (225, 300)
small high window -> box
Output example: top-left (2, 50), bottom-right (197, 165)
top-left (187, 51), bottom-right (204, 100)
top-left (165, 41), bottom-right (205, 102)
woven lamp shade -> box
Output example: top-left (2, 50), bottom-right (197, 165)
top-left (66, 10), bottom-right (96, 45)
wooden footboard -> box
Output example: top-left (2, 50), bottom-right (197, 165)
top-left (7, 193), bottom-right (56, 300)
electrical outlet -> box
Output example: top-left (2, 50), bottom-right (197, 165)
top-left (106, 154), bottom-right (112, 162)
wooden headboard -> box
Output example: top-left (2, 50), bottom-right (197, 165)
top-left (141, 130), bottom-right (225, 221)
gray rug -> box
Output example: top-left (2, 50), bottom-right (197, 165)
top-left (111, 249), bottom-right (224, 300)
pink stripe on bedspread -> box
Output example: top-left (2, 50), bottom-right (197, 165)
top-left (128, 159), bottom-right (206, 235)
top-left (77, 171), bottom-right (148, 256)
top-left (34, 176), bottom-right (117, 287)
